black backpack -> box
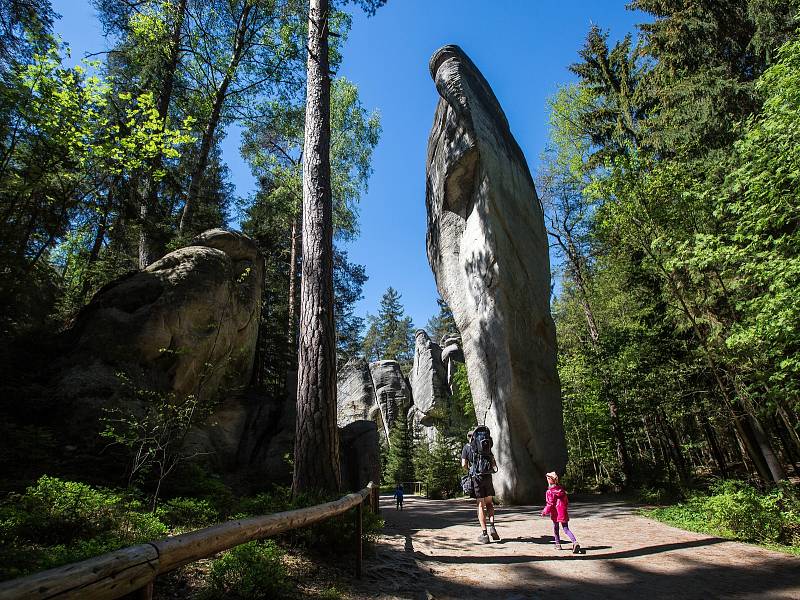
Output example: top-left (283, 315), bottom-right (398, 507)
top-left (469, 425), bottom-right (494, 476)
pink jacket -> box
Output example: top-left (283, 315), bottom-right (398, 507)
top-left (541, 484), bottom-right (569, 522)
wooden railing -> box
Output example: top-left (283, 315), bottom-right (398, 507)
top-left (0, 482), bottom-right (380, 600)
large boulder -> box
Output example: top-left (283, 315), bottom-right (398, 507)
top-left (69, 228), bottom-right (263, 402)
top-left (58, 229), bottom-right (268, 480)
top-left (425, 45), bottom-right (567, 503)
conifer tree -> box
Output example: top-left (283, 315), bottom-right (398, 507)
top-left (362, 286), bottom-right (414, 367)
top-left (383, 407), bottom-right (414, 484)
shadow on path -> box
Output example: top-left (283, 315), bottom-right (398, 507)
top-left (354, 494), bottom-right (800, 600)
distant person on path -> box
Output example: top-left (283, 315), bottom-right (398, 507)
top-left (541, 471), bottom-right (581, 553)
top-left (462, 427), bottom-right (499, 544)
top-left (394, 483), bottom-right (404, 510)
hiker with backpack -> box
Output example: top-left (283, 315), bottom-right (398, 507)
top-left (461, 426), bottom-right (499, 544)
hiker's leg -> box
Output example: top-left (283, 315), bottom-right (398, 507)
top-left (562, 521), bottom-right (577, 543)
top-left (477, 498), bottom-right (487, 529)
top-left (552, 521), bottom-right (561, 545)
top-left (485, 497), bottom-right (495, 524)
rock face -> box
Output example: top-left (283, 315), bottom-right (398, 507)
top-left (337, 358), bottom-right (379, 427)
top-left (410, 330), bottom-right (449, 420)
top-left (340, 420), bottom-right (381, 492)
top-left (61, 229), bottom-right (271, 480)
top-left (425, 45), bottom-right (567, 503)
top-left (368, 360), bottom-right (411, 433)
top-left (71, 228), bottom-right (263, 402)
top-left (336, 358), bottom-right (410, 444)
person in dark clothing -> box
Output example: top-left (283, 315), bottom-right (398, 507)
top-left (462, 431), bottom-right (499, 544)
top-left (393, 483), bottom-right (404, 510)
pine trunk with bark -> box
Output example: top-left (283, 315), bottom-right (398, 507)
top-left (292, 0), bottom-right (340, 496)
top-left (287, 213), bottom-right (301, 362)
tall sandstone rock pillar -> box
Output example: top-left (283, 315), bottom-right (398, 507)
top-left (425, 45), bottom-right (567, 503)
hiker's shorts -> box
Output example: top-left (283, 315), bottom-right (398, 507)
top-left (472, 475), bottom-right (495, 499)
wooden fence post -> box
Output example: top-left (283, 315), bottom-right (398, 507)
top-left (355, 501), bottom-right (363, 579)
top-left (370, 483), bottom-right (379, 515)
top-left (122, 580), bottom-right (153, 600)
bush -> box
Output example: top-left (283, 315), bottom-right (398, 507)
top-left (414, 435), bottom-right (461, 500)
top-left (645, 479), bottom-right (800, 551)
top-left (205, 540), bottom-right (288, 599)
top-left (160, 463), bottom-right (235, 517)
top-left (158, 497), bottom-right (220, 529)
top-left (0, 475), bottom-right (167, 581)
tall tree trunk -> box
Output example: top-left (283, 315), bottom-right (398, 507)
top-left (747, 412), bottom-right (786, 482)
top-left (776, 400), bottom-right (800, 457)
top-left (699, 412), bottom-right (727, 477)
top-left (287, 213), bottom-right (301, 359)
top-left (292, 0), bottom-right (339, 495)
top-left (179, 2), bottom-right (253, 235)
top-left (139, 0), bottom-right (188, 268)
top-left (78, 186), bottom-right (115, 303)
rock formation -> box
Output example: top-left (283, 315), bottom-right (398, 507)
top-left (440, 335), bottom-right (465, 394)
top-left (368, 359), bottom-right (411, 433)
top-left (336, 358), bottom-right (410, 444)
top-left (410, 330), bottom-right (449, 419)
top-left (425, 45), bottom-right (567, 503)
top-left (69, 228), bottom-right (263, 402)
top-left (336, 358), bottom-right (379, 426)
top-left (59, 229), bottom-right (272, 480)
top-left (340, 420), bottom-right (381, 492)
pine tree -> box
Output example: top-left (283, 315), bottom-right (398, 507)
top-left (361, 287), bottom-right (414, 367)
top-left (426, 297), bottom-right (458, 344)
top-left (414, 431), bottom-right (461, 499)
top-left (383, 407), bottom-right (414, 484)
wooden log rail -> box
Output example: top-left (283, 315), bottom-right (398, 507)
top-left (0, 482), bottom-right (380, 600)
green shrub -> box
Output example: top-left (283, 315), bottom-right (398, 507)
top-left (160, 463), bottom-right (235, 517)
top-left (158, 497), bottom-right (220, 529)
top-left (0, 476), bottom-right (167, 581)
top-left (205, 540), bottom-right (288, 599)
top-left (645, 479), bottom-right (800, 552)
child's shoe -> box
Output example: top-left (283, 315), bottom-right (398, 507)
top-left (572, 543), bottom-right (581, 554)
top-left (489, 525), bottom-right (500, 540)
top-left (478, 531), bottom-right (490, 544)
top-left (554, 542), bottom-right (562, 550)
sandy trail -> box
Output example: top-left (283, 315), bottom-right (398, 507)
top-left (351, 494), bottom-right (800, 600)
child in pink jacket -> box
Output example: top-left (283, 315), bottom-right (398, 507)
top-left (540, 472), bottom-right (581, 553)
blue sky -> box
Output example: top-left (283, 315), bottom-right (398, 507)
top-left (51, 0), bottom-right (643, 330)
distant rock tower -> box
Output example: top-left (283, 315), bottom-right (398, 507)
top-left (425, 45), bottom-right (567, 503)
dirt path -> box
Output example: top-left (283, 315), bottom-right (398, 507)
top-left (351, 494), bottom-right (800, 600)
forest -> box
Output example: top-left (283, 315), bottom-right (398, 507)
top-left (0, 0), bottom-right (799, 597)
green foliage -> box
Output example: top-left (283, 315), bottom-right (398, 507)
top-left (547, 1), bottom-right (800, 490)
top-left (205, 540), bottom-right (289, 600)
top-left (0, 476), bottom-right (168, 581)
top-left (158, 497), bottom-right (219, 529)
top-left (100, 375), bottom-right (215, 508)
top-left (414, 433), bottom-right (462, 500)
top-left (646, 480), bottom-right (800, 552)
